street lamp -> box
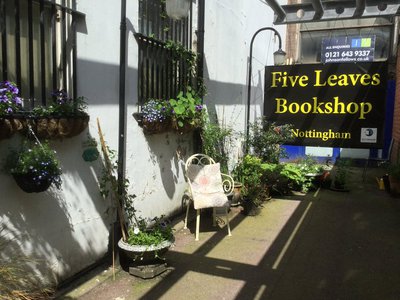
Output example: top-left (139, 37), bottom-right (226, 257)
top-left (166, 0), bottom-right (191, 20)
top-left (246, 27), bottom-right (286, 150)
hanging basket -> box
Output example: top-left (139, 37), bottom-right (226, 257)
top-left (142, 119), bottom-right (172, 135)
top-left (0, 117), bottom-right (26, 140)
top-left (12, 172), bottom-right (53, 193)
top-left (29, 115), bottom-right (89, 139)
top-left (171, 120), bottom-right (195, 134)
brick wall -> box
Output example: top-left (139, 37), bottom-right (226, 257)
top-left (392, 46), bottom-right (400, 163)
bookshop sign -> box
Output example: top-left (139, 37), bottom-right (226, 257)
top-left (264, 62), bottom-right (387, 148)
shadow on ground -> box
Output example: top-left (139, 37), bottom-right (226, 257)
top-left (57, 166), bottom-right (400, 300)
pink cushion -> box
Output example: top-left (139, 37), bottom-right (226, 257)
top-left (187, 163), bottom-right (229, 209)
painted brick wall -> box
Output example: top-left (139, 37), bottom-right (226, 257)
top-left (392, 46), bottom-right (400, 163)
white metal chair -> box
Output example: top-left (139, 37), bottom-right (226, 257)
top-left (184, 153), bottom-right (234, 241)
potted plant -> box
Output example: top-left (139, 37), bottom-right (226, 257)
top-left (4, 140), bottom-right (62, 193)
top-left (233, 155), bottom-right (271, 216)
top-left (0, 81), bottom-right (25, 140)
top-left (133, 98), bottom-right (172, 134)
top-left (331, 159), bottom-right (350, 191)
top-left (169, 86), bottom-right (204, 134)
top-left (117, 216), bottom-right (174, 272)
top-left (97, 126), bottom-right (174, 278)
top-left (30, 90), bottom-right (89, 139)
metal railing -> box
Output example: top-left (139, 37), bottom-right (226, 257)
top-left (0, 0), bottom-right (84, 106)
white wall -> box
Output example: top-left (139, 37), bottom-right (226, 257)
top-left (203, 0), bottom-right (286, 165)
top-left (0, 0), bottom-right (280, 284)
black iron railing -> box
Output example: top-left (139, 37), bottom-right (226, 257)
top-left (0, 0), bottom-right (84, 106)
top-left (137, 0), bottom-right (192, 105)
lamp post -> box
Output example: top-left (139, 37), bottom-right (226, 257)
top-left (246, 27), bottom-right (286, 151)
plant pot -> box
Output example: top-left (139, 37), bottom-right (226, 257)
top-left (118, 237), bottom-right (174, 266)
top-left (241, 198), bottom-right (261, 216)
top-left (12, 173), bottom-right (53, 193)
top-left (230, 182), bottom-right (243, 206)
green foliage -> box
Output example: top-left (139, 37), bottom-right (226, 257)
top-left (4, 141), bottom-right (62, 189)
top-left (296, 155), bottom-right (325, 175)
top-left (98, 143), bottom-right (173, 247)
top-left (247, 117), bottom-right (294, 163)
top-left (127, 216), bottom-right (173, 246)
top-left (169, 87), bottom-right (204, 127)
top-left (32, 90), bottom-right (88, 117)
top-left (165, 40), bottom-right (197, 76)
top-left (200, 116), bottom-right (234, 173)
top-left (98, 146), bottom-right (137, 222)
top-left (279, 163), bottom-right (310, 193)
top-left (233, 155), bottom-right (272, 206)
top-left (333, 159), bottom-right (351, 188)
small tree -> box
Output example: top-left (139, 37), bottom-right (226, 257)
top-left (247, 117), bottom-right (294, 163)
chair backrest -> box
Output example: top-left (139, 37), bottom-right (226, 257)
top-left (185, 154), bottom-right (229, 209)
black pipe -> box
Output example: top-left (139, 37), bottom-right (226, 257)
top-left (246, 27), bottom-right (283, 152)
top-left (118, 0), bottom-right (127, 200)
top-left (197, 0), bottom-right (205, 99)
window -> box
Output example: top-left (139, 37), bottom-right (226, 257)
top-left (298, 19), bottom-right (391, 64)
top-left (137, 0), bottom-right (193, 105)
top-left (0, 0), bottom-right (83, 107)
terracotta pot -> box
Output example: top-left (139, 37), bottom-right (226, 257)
top-left (231, 182), bottom-right (243, 206)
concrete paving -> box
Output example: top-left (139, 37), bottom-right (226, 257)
top-left (56, 166), bottom-right (400, 300)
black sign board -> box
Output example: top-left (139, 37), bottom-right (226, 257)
top-left (264, 62), bottom-right (387, 148)
top-left (321, 36), bottom-right (375, 63)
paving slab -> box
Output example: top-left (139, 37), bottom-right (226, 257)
top-left (56, 167), bottom-right (400, 300)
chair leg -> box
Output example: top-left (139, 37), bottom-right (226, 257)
top-left (225, 207), bottom-right (232, 237)
top-left (184, 199), bottom-right (191, 229)
top-left (212, 207), bottom-right (216, 227)
top-left (195, 209), bottom-right (201, 241)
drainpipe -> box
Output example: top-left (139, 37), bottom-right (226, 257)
top-left (197, 0), bottom-right (205, 98)
top-left (194, 0), bottom-right (205, 153)
top-left (118, 0), bottom-right (127, 203)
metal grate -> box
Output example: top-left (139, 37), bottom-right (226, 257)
top-left (0, 0), bottom-right (84, 107)
top-left (137, 0), bottom-right (192, 105)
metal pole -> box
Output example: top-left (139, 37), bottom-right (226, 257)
top-left (246, 27), bottom-right (283, 153)
top-left (118, 0), bottom-right (127, 202)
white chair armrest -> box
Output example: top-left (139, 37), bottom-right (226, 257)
top-left (221, 173), bottom-right (234, 196)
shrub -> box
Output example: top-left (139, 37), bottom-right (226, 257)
top-left (247, 117), bottom-right (293, 163)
